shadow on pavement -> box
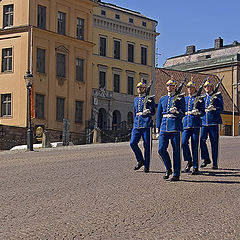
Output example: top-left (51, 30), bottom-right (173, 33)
top-left (181, 179), bottom-right (240, 184)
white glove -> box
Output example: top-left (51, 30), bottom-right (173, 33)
top-left (191, 109), bottom-right (200, 115)
top-left (169, 107), bottom-right (179, 114)
top-left (142, 109), bottom-right (151, 115)
top-left (206, 105), bottom-right (216, 112)
top-left (156, 128), bottom-right (159, 138)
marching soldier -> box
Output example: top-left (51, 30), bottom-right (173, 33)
top-left (156, 78), bottom-right (185, 181)
top-left (200, 79), bottom-right (224, 169)
top-left (130, 79), bottom-right (156, 173)
top-left (182, 80), bottom-right (205, 175)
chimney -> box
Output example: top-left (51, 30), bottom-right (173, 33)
top-left (186, 45), bottom-right (196, 54)
top-left (214, 37), bottom-right (223, 49)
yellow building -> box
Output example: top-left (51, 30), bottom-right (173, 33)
top-left (92, 1), bottom-right (159, 130)
top-left (0, 0), bottom-right (97, 143)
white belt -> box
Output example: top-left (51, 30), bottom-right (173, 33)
top-left (136, 112), bottom-right (143, 116)
top-left (163, 114), bottom-right (175, 118)
top-left (185, 111), bottom-right (191, 115)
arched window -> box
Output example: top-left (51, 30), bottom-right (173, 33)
top-left (127, 112), bottom-right (134, 129)
top-left (112, 110), bottom-right (121, 130)
top-left (98, 108), bottom-right (107, 129)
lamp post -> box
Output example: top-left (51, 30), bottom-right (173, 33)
top-left (232, 82), bottom-right (240, 136)
top-left (24, 70), bottom-right (34, 151)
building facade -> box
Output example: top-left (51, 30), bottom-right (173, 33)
top-left (0, 0), bottom-right (97, 143)
top-left (164, 37), bottom-right (240, 115)
top-left (92, 1), bottom-right (158, 130)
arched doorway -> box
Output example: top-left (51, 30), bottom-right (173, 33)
top-left (112, 110), bottom-right (121, 130)
top-left (127, 112), bottom-right (134, 129)
top-left (98, 108), bottom-right (107, 129)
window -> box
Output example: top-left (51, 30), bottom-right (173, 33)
top-left (3, 4), bottom-right (14, 28)
top-left (37, 48), bottom-right (46, 73)
top-left (113, 74), bottom-right (120, 93)
top-left (56, 97), bottom-right (64, 121)
top-left (99, 36), bottom-right (107, 56)
top-left (2, 48), bottom-right (12, 72)
top-left (101, 10), bottom-right (106, 16)
top-left (114, 39), bottom-right (121, 60)
top-left (129, 18), bottom-right (133, 23)
top-left (1, 94), bottom-right (11, 117)
top-left (128, 76), bottom-right (134, 95)
top-left (76, 17), bottom-right (84, 40)
top-left (99, 71), bottom-right (106, 89)
top-left (56, 53), bottom-right (66, 77)
top-left (75, 101), bottom-right (83, 123)
top-left (141, 46), bottom-right (147, 65)
top-left (57, 11), bottom-right (66, 35)
top-left (128, 43), bottom-right (134, 62)
top-left (142, 21), bottom-right (146, 27)
top-left (35, 94), bottom-right (45, 119)
top-left (76, 58), bottom-right (84, 82)
top-left (115, 14), bottom-right (120, 20)
top-left (37, 5), bottom-right (46, 29)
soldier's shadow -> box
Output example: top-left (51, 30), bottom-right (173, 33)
top-left (181, 168), bottom-right (240, 184)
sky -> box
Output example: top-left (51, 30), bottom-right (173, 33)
top-left (105, 0), bottom-right (240, 67)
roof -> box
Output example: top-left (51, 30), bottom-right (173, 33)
top-left (167, 41), bottom-right (240, 60)
top-left (98, 1), bottom-right (158, 23)
top-left (155, 68), bottom-right (239, 114)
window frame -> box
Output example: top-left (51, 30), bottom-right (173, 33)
top-left (36, 48), bottom-right (46, 73)
top-left (35, 94), bottom-right (45, 119)
top-left (76, 17), bottom-right (84, 40)
top-left (75, 100), bottom-right (83, 123)
top-left (127, 43), bottom-right (134, 63)
top-left (56, 97), bottom-right (65, 121)
top-left (99, 36), bottom-right (107, 57)
top-left (57, 11), bottom-right (66, 35)
top-left (113, 39), bottom-right (121, 60)
top-left (113, 73), bottom-right (120, 93)
top-left (1, 93), bottom-right (12, 117)
top-left (56, 52), bottom-right (66, 78)
top-left (37, 5), bottom-right (46, 30)
top-left (2, 48), bottom-right (13, 72)
top-left (3, 4), bottom-right (14, 28)
top-left (127, 76), bottom-right (134, 95)
top-left (141, 46), bottom-right (147, 65)
top-left (76, 58), bottom-right (84, 82)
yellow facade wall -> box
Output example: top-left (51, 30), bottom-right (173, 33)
top-left (0, 0), bottom-right (97, 133)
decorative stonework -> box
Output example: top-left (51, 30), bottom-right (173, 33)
top-left (94, 15), bottom-right (157, 41)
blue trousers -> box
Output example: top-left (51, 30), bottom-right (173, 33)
top-left (200, 125), bottom-right (219, 166)
top-left (130, 128), bottom-right (152, 169)
top-left (182, 128), bottom-right (200, 169)
top-left (158, 131), bottom-right (181, 177)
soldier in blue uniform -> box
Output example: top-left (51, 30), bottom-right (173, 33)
top-left (182, 80), bottom-right (205, 175)
top-left (200, 80), bottom-right (224, 169)
top-left (156, 78), bottom-right (185, 181)
top-left (130, 80), bottom-right (156, 173)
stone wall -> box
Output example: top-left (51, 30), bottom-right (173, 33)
top-left (0, 124), bottom-right (86, 150)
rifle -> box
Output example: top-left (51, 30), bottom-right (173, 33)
top-left (171, 74), bottom-right (189, 108)
top-left (143, 78), bottom-right (155, 111)
top-left (193, 76), bottom-right (209, 110)
top-left (209, 75), bottom-right (224, 105)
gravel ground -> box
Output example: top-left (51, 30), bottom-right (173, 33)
top-left (0, 137), bottom-right (239, 240)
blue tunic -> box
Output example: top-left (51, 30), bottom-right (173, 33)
top-left (133, 95), bottom-right (156, 129)
top-left (183, 95), bottom-right (205, 129)
top-left (156, 95), bottom-right (185, 132)
top-left (201, 93), bottom-right (223, 126)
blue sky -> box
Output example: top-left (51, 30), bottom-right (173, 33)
top-left (106, 0), bottom-right (240, 67)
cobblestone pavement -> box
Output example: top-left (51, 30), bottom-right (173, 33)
top-left (0, 137), bottom-right (239, 240)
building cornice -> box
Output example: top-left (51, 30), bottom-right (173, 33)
top-left (94, 15), bottom-right (158, 41)
top-left (166, 54), bottom-right (240, 72)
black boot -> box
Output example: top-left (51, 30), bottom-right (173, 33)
top-left (170, 176), bottom-right (180, 181)
top-left (184, 161), bottom-right (193, 173)
top-left (192, 168), bottom-right (199, 175)
top-left (163, 169), bottom-right (173, 179)
top-left (134, 160), bottom-right (145, 170)
top-left (200, 159), bottom-right (211, 168)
